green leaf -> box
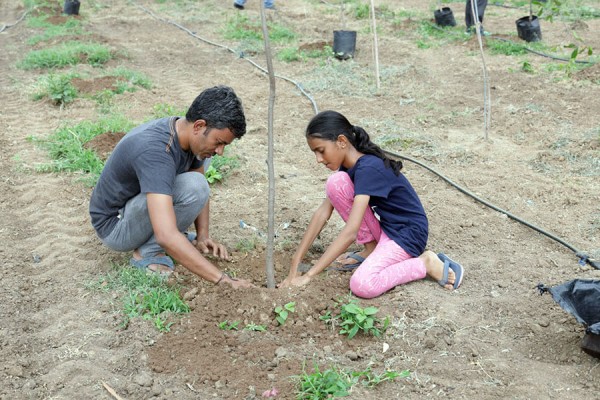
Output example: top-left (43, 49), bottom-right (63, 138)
top-left (363, 306), bottom-right (379, 315)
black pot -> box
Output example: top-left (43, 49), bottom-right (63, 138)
top-left (333, 30), bottom-right (357, 60)
top-left (516, 15), bottom-right (542, 42)
top-left (64, 0), bottom-right (80, 15)
top-left (434, 7), bottom-right (456, 27)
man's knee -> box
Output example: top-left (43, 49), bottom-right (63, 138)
top-left (174, 172), bottom-right (209, 206)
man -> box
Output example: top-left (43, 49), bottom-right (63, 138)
top-left (465, 0), bottom-right (489, 36)
top-left (89, 85), bottom-right (253, 288)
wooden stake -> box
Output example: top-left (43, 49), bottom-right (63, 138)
top-left (369, 0), bottom-right (381, 89)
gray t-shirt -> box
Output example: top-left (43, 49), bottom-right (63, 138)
top-left (89, 117), bottom-right (203, 239)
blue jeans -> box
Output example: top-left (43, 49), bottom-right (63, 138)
top-left (101, 172), bottom-right (209, 258)
top-left (234, 0), bottom-right (275, 9)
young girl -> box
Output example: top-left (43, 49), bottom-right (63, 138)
top-left (279, 111), bottom-right (464, 298)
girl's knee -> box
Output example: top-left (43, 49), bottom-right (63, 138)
top-left (326, 172), bottom-right (354, 203)
top-left (349, 274), bottom-right (380, 299)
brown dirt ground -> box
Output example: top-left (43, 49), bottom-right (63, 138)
top-left (1, 0), bottom-right (599, 399)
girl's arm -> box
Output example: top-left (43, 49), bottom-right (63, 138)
top-left (280, 198), bottom-right (333, 286)
top-left (306, 194), bottom-right (370, 278)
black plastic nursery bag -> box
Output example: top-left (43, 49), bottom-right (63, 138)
top-left (540, 279), bottom-right (600, 358)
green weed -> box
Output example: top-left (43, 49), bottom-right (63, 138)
top-left (32, 72), bottom-right (79, 106)
top-left (106, 67), bottom-right (152, 92)
top-left (18, 41), bottom-right (113, 69)
top-left (223, 14), bottom-right (296, 43)
top-left (206, 152), bottom-right (240, 184)
top-left (244, 323), bottom-right (267, 332)
top-left (28, 114), bottom-right (135, 185)
top-left (320, 298), bottom-right (390, 339)
top-left (218, 320), bottom-right (240, 331)
top-left (27, 17), bottom-right (85, 45)
top-left (274, 301), bottom-right (296, 326)
top-left (487, 39), bottom-right (528, 56)
top-left (87, 264), bottom-right (190, 332)
top-left (151, 103), bottom-right (188, 119)
top-left (277, 46), bottom-right (332, 63)
top-left (296, 361), bottom-right (408, 399)
top-left (235, 237), bottom-right (258, 253)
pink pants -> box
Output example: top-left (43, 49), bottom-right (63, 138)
top-left (326, 171), bottom-right (427, 298)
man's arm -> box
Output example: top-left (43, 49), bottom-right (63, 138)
top-left (146, 193), bottom-right (249, 287)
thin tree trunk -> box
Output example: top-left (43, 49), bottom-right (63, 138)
top-left (259, 4), bottom-right (276, 288)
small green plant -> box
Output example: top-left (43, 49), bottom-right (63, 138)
top-left (521, 60), bottom-right (535, 73)
top-left (297, 363), bottom-right (353, 399)
top-left (244, 323), bottom-right (267, 332)
top-left (296, 361), bottom-right (408, 399)
top-left (32, 72), bottom-right (78, 106)
top-left (322, 298), bottom-right (389, 339)
top-left (218, 320), bottom-right (240, 330)
top-left (274, 301), bottom-right (296, 326)
top-left (204, 164), bottom-right (222, 184)
top-left (205, 153), bottom-right (239, 184)
top-left (18, 41), bottom-right (113, 70)
top-left (235, 237), bottom-right (257, 253)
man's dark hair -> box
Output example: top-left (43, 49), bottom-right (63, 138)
top-left (186, 86), bottom-right (246, 138)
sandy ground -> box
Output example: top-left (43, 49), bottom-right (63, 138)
top-left (1, 0), bottom-right (599, 398)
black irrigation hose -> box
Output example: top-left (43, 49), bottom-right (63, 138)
top-left (384, 150), bottom-right (600, 270)
top-left (0, 9), bottom-right (29, 33)
top-left (132, 1), bottom-right (319, 114)
top-left (427, 22), bottom-right (594, 65)
top-left (490, 36), bottom-right (593, 64)
top-left (133, 1), bottom-right (598, 270)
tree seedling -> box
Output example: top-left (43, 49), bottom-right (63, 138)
top-left (274, 301), bottom-right (296, 325)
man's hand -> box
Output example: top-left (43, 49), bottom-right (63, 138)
top-left (197, 236), bottom-right (229, 260)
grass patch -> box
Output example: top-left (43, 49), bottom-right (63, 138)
top-left (487, 38), bottom-right (529, 56)
top-left (105, 66), bottom-right (152, 91)
top-left (223, 13), bottom-right (296, 43)
top-left (18, 41), bottom-right (113, 69)
top-left (277, 45), bottom-right (333, 62)
top-left (28, 114), bottom-right (135, 185)
top-left (151, 103), bottom-right (188, 119)
top-left (415, 21), bottom-right (463, 49)
top-left (27, 17), bottom-right (85, 45)
top-left (296, 361), bottom-right (408, 399)
top-left (87, 264), bottom-right (190, 332)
